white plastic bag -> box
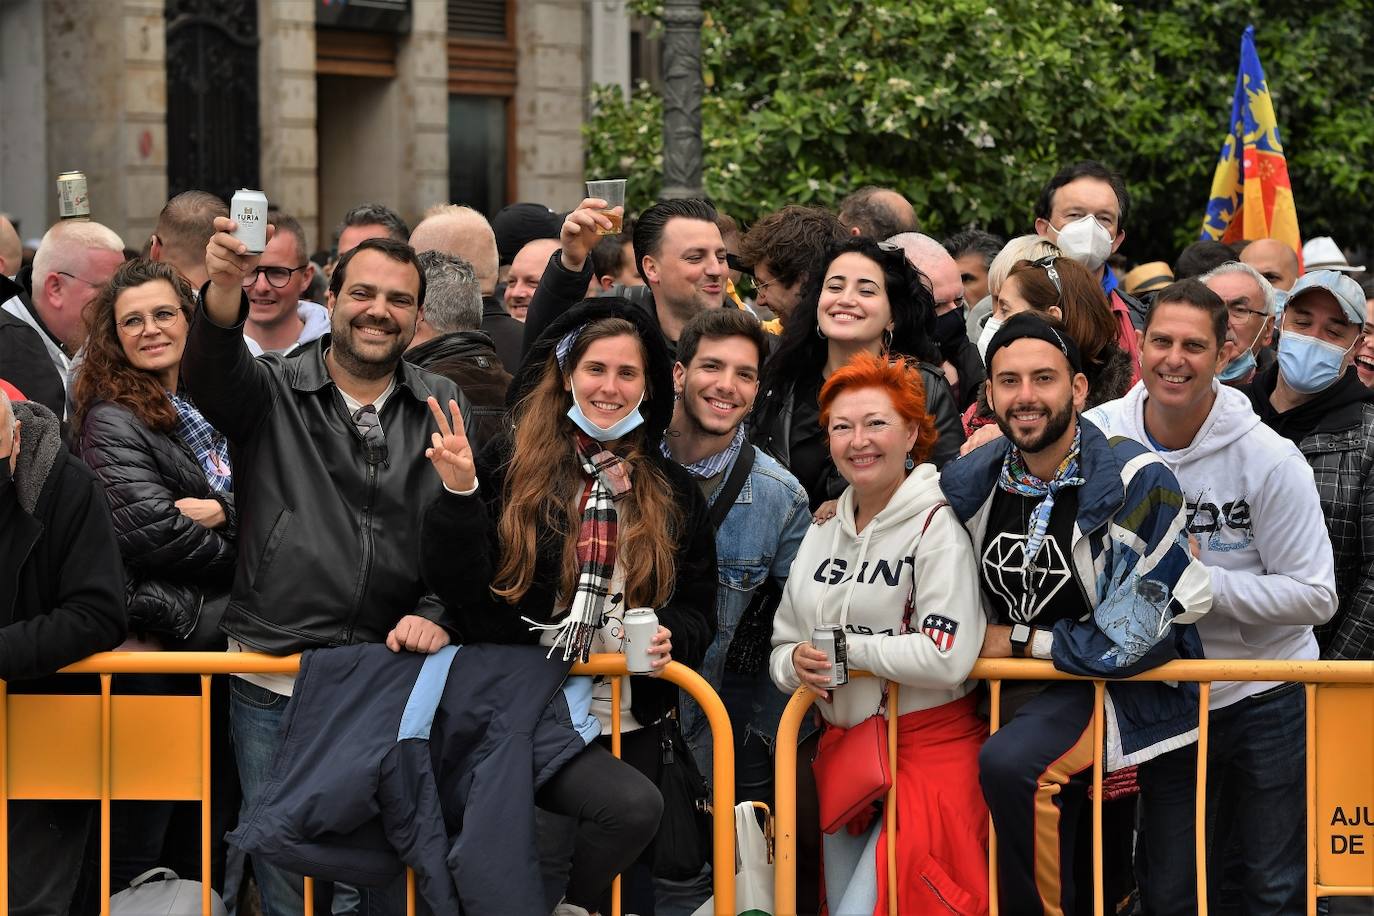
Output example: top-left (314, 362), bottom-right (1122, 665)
top-left (691, 802), bottom-right (774, 916)
top-left (109, 867), bottom-right (228, 916)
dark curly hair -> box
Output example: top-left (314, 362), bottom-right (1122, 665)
top-left (737, 204), bottom-right (849, 290)
top-left (761, 236), bottom-right (939, 394)
top-left (72, 258), bottom-right (195, 435)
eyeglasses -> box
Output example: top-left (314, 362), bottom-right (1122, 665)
top-left (117, 307), bottom-right (184, 336)
top-left (242, 265), bottom-right (308, 289)
top-left (352, 404), bottom-right (388, 465)
top-left (937, 294), bottom-right (970, 313)
top-left (1032, 256), bottom-right (1063, 303)
top-left (1225, 302), bottom-right (1269, 322)
top-left (58, 270), bottom-right (103, 288)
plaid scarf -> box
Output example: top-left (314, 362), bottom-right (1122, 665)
top-left (527, 432), bottom-right (634, 662)
top-left (167, 392), bottom-right (232, 493)
top-left (997, 425), bottom-right (1084, 578)
top-left (660, 423), bottom-right (745, 481)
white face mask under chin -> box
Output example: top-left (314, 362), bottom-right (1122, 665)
top-left (1053, 215), bottom-right (1114, 273)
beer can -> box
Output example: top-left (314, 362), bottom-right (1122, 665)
top-left (811, 624), bottom-right (849, 688)
top-left (230, 188), bottom-right (269, 254)
top-left (622, 607), bottom-right (660, 674)
top-left (57, 171), bottom-right (90, 220)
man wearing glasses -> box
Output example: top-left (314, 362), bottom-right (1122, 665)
top-left (1200, 261), bottom-right (1278, 386)
top-left (0, 219), bottom-right (124, 413)
top-left (243, 212), bottom-right (330, 356)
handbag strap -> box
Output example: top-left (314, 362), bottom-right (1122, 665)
top-left (707, 444), bottom-right (756, 529)
top-left (880, 501), bottom-right (949, 713)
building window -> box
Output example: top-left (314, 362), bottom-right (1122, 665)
top-left (447, 0), bottom-right (514, 215)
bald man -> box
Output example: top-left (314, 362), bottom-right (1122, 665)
top-left (410, 204), bottom-right (521, 369)
top-left (837, 186), bottom-right (919, 239)
top-left (887, 231), bottom-right (985, 410)
top-left (502, 237), bottom-right (560, 322)
top-left (1240, 238), bottom-right (1301, 291)
top-left (0, 214), bottom-right (21, 278)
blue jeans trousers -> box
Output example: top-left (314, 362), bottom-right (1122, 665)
top-left (1137, 682), bottom-right (1308, 916)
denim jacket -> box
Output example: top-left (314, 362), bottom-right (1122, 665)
top-left (679, 445), bottom-right (810, 765)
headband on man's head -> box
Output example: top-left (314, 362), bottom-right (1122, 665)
top-left (984, 311), bottom-right (1084, 374)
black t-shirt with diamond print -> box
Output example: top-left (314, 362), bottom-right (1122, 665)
top-left (979, 485), bottom-right (1092, 627)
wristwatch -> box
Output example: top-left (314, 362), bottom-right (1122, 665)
top-left (1009, 623), bottom-right (1033, 658)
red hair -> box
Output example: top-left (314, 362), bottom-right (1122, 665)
top-left (819, 351), bottom-right (939, 466)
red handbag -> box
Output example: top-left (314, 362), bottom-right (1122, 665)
top-left (809, 503), bottom-right (945, 835)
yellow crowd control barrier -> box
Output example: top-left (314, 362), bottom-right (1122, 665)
top-left (774, 659), bottom-right (1374, 916)
top-left (0, 652), bottom-right (736, 916)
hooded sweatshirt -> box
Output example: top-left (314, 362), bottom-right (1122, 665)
top-left (1086, 381), bottom-right (1338, 708)
top-left (244, 300), bottom-right (331, 357)
top-left (769, 464), bottom-right (985, 728)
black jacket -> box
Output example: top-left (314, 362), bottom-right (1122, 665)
top-left (0, 401), bottom-right (125, 681)
top-left (1246, 366), bottom-right (1374, 660)
top-left (405, 330), bottom-right (512, 448)
top-left (181, 290), bottom-right (471, 655)
top-left (227, 642), bottom-right (584, 916)
top-left (0, 275), bottom-right (65, 417)
top-left (479, 295), bottom-right (525, 372)
top-left (750, 363), bottom-right (966, 506)
top-left (421, 298), bottom-right (718, 726)
top-left (75, 401), bottom-right (237, 641)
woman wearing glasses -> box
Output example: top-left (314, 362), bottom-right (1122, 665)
top-left (71, 258), bottom-right (237, 894)
top-left (962, 255), bottom-right (1134, 443)
top-left (751, 237), bottom-right (966, 512)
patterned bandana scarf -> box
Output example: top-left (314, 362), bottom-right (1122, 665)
top-left (996, 425), bottom-right (1085, 576)
top-left (527, 431), bottom-right (634, 662)
top-left (660, 423), bottom-right (745, 481)
top-left (167, 392), bottom-right (232, 493)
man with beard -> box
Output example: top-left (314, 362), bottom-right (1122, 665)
top-left (523, 197), bottom-right (727, 360)
top-left (659, 307), bottom-right (810, 912)
top-left (183, 219), bottom-right (470, 916)
top-left (940, 313), bottom-right (1210, 916)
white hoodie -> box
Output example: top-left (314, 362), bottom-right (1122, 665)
top-left (1086, 381), bottom-right (1338, 708)
top-left (769, 464), bottom-right (985, 728)
top-left (244, 300), bottom-right (331, 357)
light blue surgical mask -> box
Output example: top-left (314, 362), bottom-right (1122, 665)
top-left (1217, 348), bottom-right (1256, 383)
top-left (567, 389), bottom-right (646, 441)
top-left (1277, 331), bottom-right (1357, 395)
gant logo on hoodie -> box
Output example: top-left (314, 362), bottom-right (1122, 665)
top-left (812, 556), bottom-right (915, 587)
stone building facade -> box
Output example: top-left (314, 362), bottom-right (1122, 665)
top-left (0, 0), bottom-right (636, 253)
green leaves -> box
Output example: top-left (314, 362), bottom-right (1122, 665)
top-left (585, 0), bottom-right (1374, 259)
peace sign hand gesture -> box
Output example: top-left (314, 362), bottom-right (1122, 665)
top-left (425, 397), bottom-right (477, 493)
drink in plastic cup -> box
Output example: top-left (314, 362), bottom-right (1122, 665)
top-left (585, 178), bottom-right (626, 235)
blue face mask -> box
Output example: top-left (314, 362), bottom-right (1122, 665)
top-left (1277, 331), bottom-right (1357, 395)
top-left (566, 389), bottom-right (647, 442)
top-left (1218, 347), bottom-right (1256, 383)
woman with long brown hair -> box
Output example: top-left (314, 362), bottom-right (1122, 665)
top-left (71, 257), bottom-right (237, 895)
top-left (421, 297), bottom-right (717, 915)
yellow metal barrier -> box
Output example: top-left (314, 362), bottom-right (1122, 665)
top-left (773, 659), bottom-right (1374, 916)
top-left (0, 652), bottom-right (737, 916)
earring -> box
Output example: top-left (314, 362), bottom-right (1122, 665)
top-left (816, 323), bottom-right (826, 339)
top-left (882, 329), bottom-right (894, 351)
top-left (905, 455), bottom-right (915, 471)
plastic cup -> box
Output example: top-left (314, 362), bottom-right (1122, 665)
top-left (585, 178), bottom-right (626, 236)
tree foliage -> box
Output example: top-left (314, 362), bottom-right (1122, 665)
top-left (586, 0), bottom-right (1374, 262)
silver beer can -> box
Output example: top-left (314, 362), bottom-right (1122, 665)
top-left (57, 171), bottom-right (90, 220)
top-left (230, 188), bottom-right (269, 254)
top-left (622, 607), bottom-right (660, 674)
top-left (811, 624), bottom-right (849, 688)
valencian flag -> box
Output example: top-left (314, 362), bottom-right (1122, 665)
top-left (1200, 25), bottom-right (1302, 263)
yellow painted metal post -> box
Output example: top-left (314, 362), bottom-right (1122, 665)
top-left (1196, 683), bottom-right (1211, 916)
top-left (611, 675), bottom-right (623, 916)
top-left (407, 867), bottom-right (417, 915)
top-left (772, 687), bottom-right (818, 915)
top-left (886, 683), bottom-right (899, 916)
top-left (100, 674), bottom-right (112, 916)
top-left (1, 678), bottom-right (8, 915)
top-left (201, 675), bottom-right (213, 916)
top-left (1306, 683), bottom-right (1317, 916)
top-left (988, 679), bottom-right (1001, 916)
top-left (304, 877), bottom-right (315, 915)
top-left (1091, 681), bottom-right (1104, 916)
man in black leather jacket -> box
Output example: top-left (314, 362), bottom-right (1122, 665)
top-left (183, 223), bottom-right (471, 915)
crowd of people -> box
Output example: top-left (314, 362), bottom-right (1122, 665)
top-left (0, 156), bottom-right (1369, 916)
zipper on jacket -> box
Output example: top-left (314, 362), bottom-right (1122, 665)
top-left (343, 446), bottom-right (380, 642)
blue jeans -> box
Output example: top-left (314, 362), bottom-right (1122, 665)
top-left (229, 678), bottom-right (410, 916)
top-left (1137, 682), bottom-right (1307, 915)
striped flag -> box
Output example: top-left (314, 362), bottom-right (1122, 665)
top-left (1200, 25), bottom-right (1302, 266)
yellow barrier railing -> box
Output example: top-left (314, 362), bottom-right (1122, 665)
top-left (0, 652), bottom-right (736, 916)
top-left (774, 659), bottom-right (1374, 916)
